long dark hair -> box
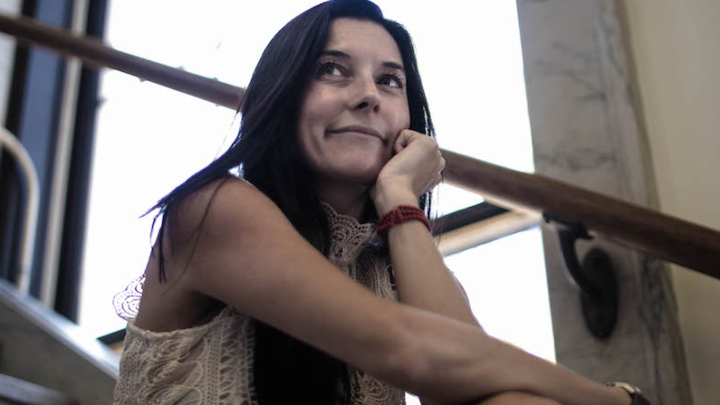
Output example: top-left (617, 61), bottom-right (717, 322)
top-left (149, 0), bottom-right (435, 403)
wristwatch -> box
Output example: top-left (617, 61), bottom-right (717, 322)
top-left (607, 382), bottom-right (651, 405)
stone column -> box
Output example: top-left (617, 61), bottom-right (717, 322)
top-left (515, 0), bottom-right (692, 403)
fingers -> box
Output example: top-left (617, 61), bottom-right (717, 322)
top-left (394, 129), bottom-right (440, 154)
top-left (378, 129), bottom-right (444, 197)
top-left (420, 152), bottom-right (445, 195)
top-left (433, 148), bottom-right (445, 182)
top-left (421, 172), bottom-right (444, 195)
top-left (393, 129), bottom-right (420, 153)
top-left (399, 130), bottom-right (444, 193)
top-left (432, 151), bottom-right (445, 185)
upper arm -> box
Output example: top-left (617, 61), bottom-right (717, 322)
top-left (166, 177), bottom-right (411, 375)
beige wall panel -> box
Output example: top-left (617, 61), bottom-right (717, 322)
top-left (623, 1), bottom-right (720, 403)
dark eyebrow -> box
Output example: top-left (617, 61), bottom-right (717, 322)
top-left (319, 49), bottom-right (405, 73)
top-left (382, 61), bottom-right (405, 72)
top-left (319, 49), bottom-right (351, 59)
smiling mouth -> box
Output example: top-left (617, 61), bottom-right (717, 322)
top-left (328, 125), bottom-right (384, 141)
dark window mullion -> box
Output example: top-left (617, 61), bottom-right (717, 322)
top-left (55, 0), bottom-right (109, 321)
top-left (432, 202), bottom-right (509, 236)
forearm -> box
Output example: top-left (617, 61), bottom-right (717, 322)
top-left (476, 391), bottom-right (562, 405)
top-left (394, 310), bottom-right (630, 405)
top-left (470, 337), bottom-right (630, 405)
top-left (374, 188), bottom-right (478, 327)
top-left (388, 219), bottom-right (478, 327)
top-left (427, 391), bottom-right (562, 405)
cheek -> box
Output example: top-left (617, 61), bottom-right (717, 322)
top-left (388, 102), bottom-right (411, 133)
top-left (301, 88), bottom-right (343, 127)
top-left (298, 91), bottom-right (327, 147)
top-left (298, 89), bottom-right (344, 168)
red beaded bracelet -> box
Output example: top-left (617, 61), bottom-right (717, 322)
top-left (377, 205), bottom-right (431, 244)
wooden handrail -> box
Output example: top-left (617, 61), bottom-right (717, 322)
top-left (1, 13), bottom-right (719, 279)
top-left (0, 14), bottom-right (243, 110)
top-left (443, 151), bottom-right (720, 276)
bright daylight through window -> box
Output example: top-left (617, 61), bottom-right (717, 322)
top-left (80, 2), bottom-right (554, 401)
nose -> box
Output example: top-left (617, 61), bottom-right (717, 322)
top-left (351, 76), bottom-right (380, 113)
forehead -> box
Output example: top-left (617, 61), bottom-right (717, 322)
top-left (325, 18), bottom-right (403, 65)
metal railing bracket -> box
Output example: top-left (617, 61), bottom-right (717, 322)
top-left (544, 213), bottom-right (618, 340)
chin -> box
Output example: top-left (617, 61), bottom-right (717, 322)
top-left (320, 159), bottom-right (386, 186)
top-left (337, 165), bottom-right (383, 185)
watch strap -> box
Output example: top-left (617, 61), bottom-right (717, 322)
top-left (607, 382), bottom-right (651, 405)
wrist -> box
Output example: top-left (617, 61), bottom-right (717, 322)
top-left (377, 205), bottom-right (431, 244)
top-left (608, 387), bottom-right (633, 405)
top-left (372, 183), bottom-right (418, 217)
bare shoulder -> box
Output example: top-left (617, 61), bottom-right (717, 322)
top-left (165, 175), bottom-right (321, 302)
top-left (165, 175), bottom-right (278, 245)
top-left (135, 176), bottom-right (272, 331)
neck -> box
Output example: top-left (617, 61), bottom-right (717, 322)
top-left (315, 178), bottom-right (371, 221)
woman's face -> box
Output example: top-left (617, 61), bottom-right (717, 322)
top-left (298, 18), bottom-right (410, 186)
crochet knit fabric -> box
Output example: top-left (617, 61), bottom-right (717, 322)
top-left (112, 203), bottom-right (405, 405)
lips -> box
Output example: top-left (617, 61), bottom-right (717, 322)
top-left (328, 125), bottom-right (384, 141)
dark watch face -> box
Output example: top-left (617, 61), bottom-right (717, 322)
top-left (633, 393), bottom-right (652, 405)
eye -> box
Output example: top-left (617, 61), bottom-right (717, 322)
top-left (378, 74), bottom-right (404, 89)
top-left (316, 62), bottom-right (344, 78)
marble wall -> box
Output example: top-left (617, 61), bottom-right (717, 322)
top-left (516, 0), bottom-right (692, 403)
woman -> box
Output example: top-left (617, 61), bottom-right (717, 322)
top-left (113, 1), bottom-right (644, 404)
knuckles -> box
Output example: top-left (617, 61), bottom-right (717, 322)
top-left (384, 130), bottom-right (444, 196)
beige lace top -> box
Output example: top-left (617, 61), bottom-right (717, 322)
top-left (112, 203), bottom-right (406, 405)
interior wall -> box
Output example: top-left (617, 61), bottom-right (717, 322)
top-left (515, 0), bottom-right (692, 402)
top-left (622, 1), bottom-right (720, 403)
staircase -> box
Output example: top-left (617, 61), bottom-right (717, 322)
top-left (0, 280), bottom-right (118, 405)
